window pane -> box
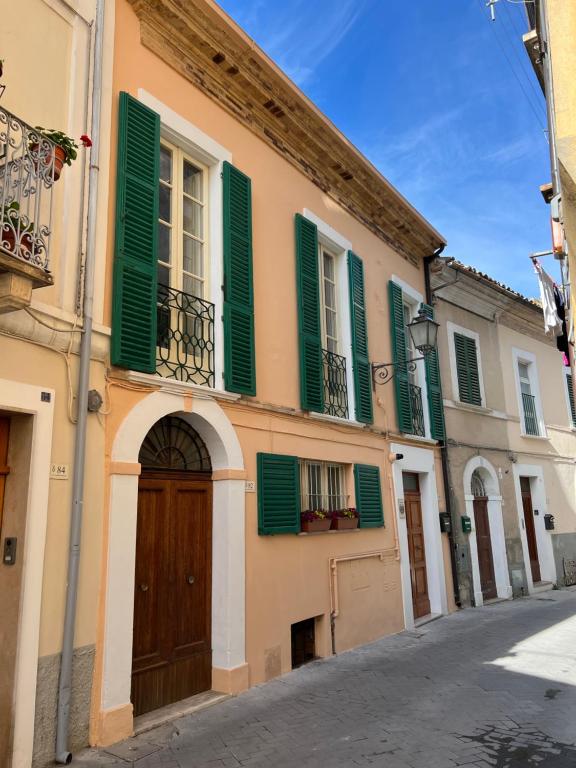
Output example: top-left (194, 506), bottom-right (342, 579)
top-left (307, 463), bottom-right (322, 510)
top-left (158, 223), bottom-right (171, 264)
top-left (183, 198), bottom-right (203, 238)
top-left (326, 308), bottom-right (336, 339)
top-left (183, 273), bottom-right (203, 299)
top-left (325, 281), bottom-right (336, 310)
top-left (183, 236), bottom-right (203, 277)
top-left (157, 262), bottom-right (170, 288)
top-left (160, 146), bottom-right (172, 183)
top-left (518, 363), bottom-right (530, 381)
top-left (323, 252), bottom-right (334, 281)
top-left (159, 184), bottom-right (171, 222)
top-left (183, 161), bottom-right (203, 201)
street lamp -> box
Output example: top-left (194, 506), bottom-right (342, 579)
top-left (372, 308), bottom-right (440, 387)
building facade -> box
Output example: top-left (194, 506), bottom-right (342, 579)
top-left (432, 261), bottom-right (576, 608)
top-left (0, 1), bottom-right (115, 766)
top-left (90, 0), bottom-right (456, 750)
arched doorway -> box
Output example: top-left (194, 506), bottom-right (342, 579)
top-left (471, 469), bottom-right (497, 601)
top-left (132, 416), bottom-right (213, 716)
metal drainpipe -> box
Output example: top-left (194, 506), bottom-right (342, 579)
top-left (424, 249), bottom-right (461, 608)
top-left (55, 0), bottom-right (105, 762)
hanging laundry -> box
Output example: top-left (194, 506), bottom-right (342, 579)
top-left (533, 260), bottom-right (562, 337)
top-left (553, 282), bottom-right (570, 357)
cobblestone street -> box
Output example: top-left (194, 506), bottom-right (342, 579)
top-left (76, 590), bottom-right (576, 768)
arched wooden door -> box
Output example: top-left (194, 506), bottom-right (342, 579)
top-left (471, 471), bottom-right (497, 601)
top-left (131, 417), bottom-right (213, 716)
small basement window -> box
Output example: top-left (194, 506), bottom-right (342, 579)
top-left (291, 618), bottom-right (316, 669)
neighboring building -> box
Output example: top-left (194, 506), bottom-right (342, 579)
top-left (0, 2), bottom-right (114, 767)
top-left (523, 1), bottom-right (576, 410)
top-left (432, 261), bottom-right (576, 608)
top-left (89, 0), bottom-right (455, 749)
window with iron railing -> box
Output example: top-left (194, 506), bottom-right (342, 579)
top-left (319, 244), bottom-right (349, 417)
top-left (156, 141), bottom-right (214, 385)
top-left (0, 106), bottom-right (56, 278)
top-left (518, 362), bottom-right (540, 436)
top-left (300, 460), bottom-right (347, 512)
top-left (408, 382), bottom-right (425, 437)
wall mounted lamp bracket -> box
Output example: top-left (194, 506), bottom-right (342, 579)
top-left (371, 357), bottom-right (425, 389)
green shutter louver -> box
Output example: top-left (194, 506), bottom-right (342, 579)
top-left (111, 92), bottom-right (160, 372)
top-left (388, 281), bottom-right (413, 433)
top-left (295, 214), bottom-right (323, 412)
top-left (354, 464), bottom-right (384, 528)
top-left (567, 373), bottom-right (576, 427)
top-left (257, 453), bottom-right (301, 534)
top-left (421, 303), bottom-right (445, 441)
top-left (454, 332), bottom-right (481, 406)
top-left (223, 161), bottom-right (256, 395)
top-left (348, 251), bottom-right (373, 423)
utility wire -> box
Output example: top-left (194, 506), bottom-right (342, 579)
top-left (476, 0), bottom-right (548, 136)
top-left (500, 0), bottom-right (547, 115)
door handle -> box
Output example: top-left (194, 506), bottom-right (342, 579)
top-left (139, 583), bottom-right (149, 592)
top-left (186, 575), bottom-right (195, 584)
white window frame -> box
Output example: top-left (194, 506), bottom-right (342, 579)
top-left (139, 89), bottom-right (232, 391)
top-left (390, 275), bottom-right (431, 439)
top-left (511, 347), bottom-right (547, 438)
top-left (299, 459), bottom-right (348, 512)
top-left (319, 244), bottom-right (340, 354)
top-left (563, 367), bottom-right (576, 430)
top-left (446, 321), bottom-right (486, 407)
top-left (303, 209), bottom-right (355, 421)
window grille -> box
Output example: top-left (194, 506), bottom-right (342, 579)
top-left (300, 460), bottom-right (347, 511)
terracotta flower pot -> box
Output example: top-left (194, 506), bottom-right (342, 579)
top-left (301, 518), bottom-right (331, 533)
top-left (330, 517), bottom-right (359, 531)
top-left (30, 142), bottom-right (67, 181)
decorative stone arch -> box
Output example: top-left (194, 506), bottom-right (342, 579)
top-left (463, 456), bottom-right (512, 606)
top-left (99, 390), bottom-right (247, 742)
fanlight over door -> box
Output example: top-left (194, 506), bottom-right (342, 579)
top-left (139, 415), bottom-right (212, 473)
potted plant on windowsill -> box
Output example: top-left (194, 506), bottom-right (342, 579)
top-left (300, 510), bottom-right (331, 533)
top-left (329, 507), bottom-right (359, 531)
top-left (29, 129), bottom-right (91, 181)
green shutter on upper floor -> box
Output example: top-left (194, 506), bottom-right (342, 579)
top-left (354, 464), bottom-right (384, 528)
top-left (348, 251), bottom-right (373, 423)
top-left (421, 303), bottom-right (445, 441)
top-left (567, 373), bottom-right (576, 427)
top-left (223, 161), bottom-right (256, 395)
top-left (111, 92), bottom-right (160, 372)
top-left (295, 214), bottom-right (323, 412)
top-left (454, 332), bottom-right (481, 406)
top-left (388, 281), bottom-right (413, 433)
top-left (257, 453), bottom-right (301, 534)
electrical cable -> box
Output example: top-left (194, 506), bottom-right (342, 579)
top-left (476, 0), bottom-right (548, 135)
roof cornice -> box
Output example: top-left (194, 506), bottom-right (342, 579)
top-left (127, 0), bottom-right (446, 265)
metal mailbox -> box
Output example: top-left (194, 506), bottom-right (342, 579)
top-left (461, 515), bottom-right (472, 534)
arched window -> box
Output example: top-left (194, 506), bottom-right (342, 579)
top-left (139, 416), bottom-right (212, 472)
top-left (471, 469), bottom-right (487, 498)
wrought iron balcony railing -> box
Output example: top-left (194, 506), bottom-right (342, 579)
top-left (409, 382), bottom-right (425, 437)
top-left (156, 284), bottom-right (215, 387)
top-left (0, 107), bottom-right (57, 274)
top-left (322, 348), bottom-right (349, 419)
top-left (521, 392), bottom-right (540, 436)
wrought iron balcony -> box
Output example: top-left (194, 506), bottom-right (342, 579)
top-left (521, 392), bottom-right (540, 436)
top-left (409, 382), bottom-right (425, 437)
top-left (322, 348), bottom-right (349, 419)
top-left (156, 284), bottom-right (214, 387)
top-left (0, 107), bottom-right (56, 279)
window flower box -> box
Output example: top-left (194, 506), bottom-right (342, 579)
top-left (300, 510), bottom-right (331, 533)
top-left (329, 507), bottom-right (359, 531)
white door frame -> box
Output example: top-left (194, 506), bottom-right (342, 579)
top-left (463, 456), bottom-right (512, 606)
top-left (512, 464), bottom-right (556, 591)
top-left (101, 390), bottom-right (246, 732)
top-left (391, 443), bottom-right (447, 629)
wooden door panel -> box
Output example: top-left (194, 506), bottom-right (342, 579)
top-left (132, 482), bottom-right (169, 673)
top-left (404, 489), bottom-right (431, 620)
top-left (521, 482), bottom-right (541, 583)
top-left (473, 498), bottom-right (497, 601)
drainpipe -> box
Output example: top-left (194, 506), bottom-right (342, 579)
top-left (424, 249), bottom-right (461, 608)
top-left (55, 0), bottom-right (105, 762)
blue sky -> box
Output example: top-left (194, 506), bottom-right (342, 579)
top-left (218, 0), bottom-right (558, 297)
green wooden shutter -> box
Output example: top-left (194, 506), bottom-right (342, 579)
top-left (388, 281), bottom-right (413, 433)
top-left (348, 252), bottom-right (373, 423)
top-left (421, 303), bottom-right (445, 441)
top-left (567, 373), bottom-right (576, 427)
top-left (111, 92), bottom-right (160, 372)
top-left (257, 453), bottom-right (301, 534)
top-left (295, 214), bottom-right (323, 412)
top-left (454, 332), bottom-right (481, 406)
top-left (354, 464), bottom-right (384, 528)
top-left (223, 161), bottom-right (255, 395)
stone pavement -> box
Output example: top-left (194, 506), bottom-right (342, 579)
top-left (75, 589), bottom-right (576, 768)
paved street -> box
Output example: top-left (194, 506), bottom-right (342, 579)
top-left (77, 590), bottom-right (576, 768)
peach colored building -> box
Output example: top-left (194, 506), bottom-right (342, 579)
top-left (92, 0), bottom-right (456, 749)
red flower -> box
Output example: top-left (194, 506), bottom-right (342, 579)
top-left (80, 134), bottom-right (92, 148)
